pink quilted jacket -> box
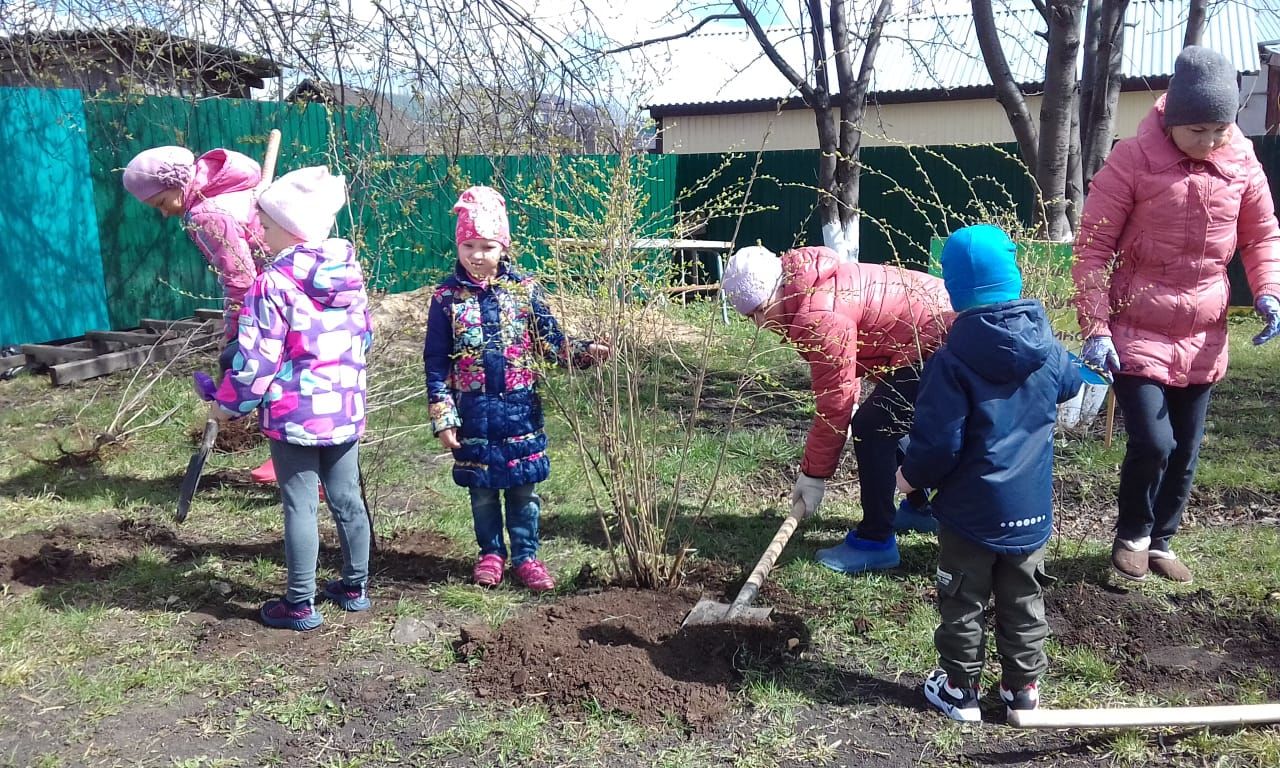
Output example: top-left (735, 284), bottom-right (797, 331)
top-left (182, 149), bottom-right (269, 339)
top-left (777, 246), bottom-right (953, 478)
top-left (1073, 96), bottom-right (1280, 386)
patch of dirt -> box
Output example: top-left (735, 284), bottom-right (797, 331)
top-left (455, 588), bottom-right (807, 728)
top-left (188, 417), bottom-right (263, 452)
top-left (372, 529), bottom-right (472, 588)
top-left (1047, 582), bottom-right (1280, 700)
top-left (0, 517), bottom-right (177, 592)
top-left (192, 613), bottom-right (363, 658)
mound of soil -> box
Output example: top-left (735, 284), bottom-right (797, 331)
top-left (187, 418), bottom-right (263, 453)
top-left (456, 588), bottom-right (807, 727)
top-left (0, 517), bottom-right (177, 591)
top-left (1047, 582), bottom-right (1280, 700)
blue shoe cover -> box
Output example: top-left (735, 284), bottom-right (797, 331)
top-left (894, 499), bottom-right (938, 534)
top-left (815, 533), bottom-right (900, 574)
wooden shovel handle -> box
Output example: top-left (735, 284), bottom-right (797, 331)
top-left (727, 499), bottom-right (807, 618)
top-left (258, 129), bottom-right (282, 189)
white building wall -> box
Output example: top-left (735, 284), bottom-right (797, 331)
top-left (658, 91), bottom-right (1166, 153)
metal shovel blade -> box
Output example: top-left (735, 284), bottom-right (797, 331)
top-left (682, 596), bottom-right (773, 627)
top-left (176, 418), bottom-right (218, 523)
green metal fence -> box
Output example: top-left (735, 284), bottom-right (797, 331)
top-left (0, 87), bottom-right (109, 348)
top-left (85, 94), bottom-right (378, 330)
top-left (4, 81), bottom-right (1279, 347)
top-left (674, 143), bottom-right (1036, 269)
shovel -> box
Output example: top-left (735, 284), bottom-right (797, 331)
top-left (176, 418), bottom-right (218, 523)
top-left (683, 498), bottom-right (807, 627)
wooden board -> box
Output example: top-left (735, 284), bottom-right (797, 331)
top-left (140, 318), bottom-right (214, 333)
top-left (193, 308), bottom-right (225, 321)
top-left (20, 342), bottom-right (98, 364)
top-left (49, 338), bottom-right (189, 386)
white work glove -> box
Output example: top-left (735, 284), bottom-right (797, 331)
top-left (791, 473), bottom-right (826, 518)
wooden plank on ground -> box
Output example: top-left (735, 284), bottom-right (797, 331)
top-left (49, 338), bottom-right (189, 386)
top-left (193, 308), bottom-right (225, 321)
top-left (0, 353), bottom-right (25, 369)
top-left (86, 330), bottom-right (169, 345)
top-left (140, 318), bottom-right (213, 333)
top-left (21, 342), bottom-right (98, 364)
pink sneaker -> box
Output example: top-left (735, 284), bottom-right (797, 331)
top-left (473, 554), bottom-right (505, 587)
top-left (513, 559), bottom-right (555, 592)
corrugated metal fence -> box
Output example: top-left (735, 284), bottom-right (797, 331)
top-left (3, 82), bottom-right (1279, 346)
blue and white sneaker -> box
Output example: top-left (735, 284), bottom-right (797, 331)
top-left (1000, 680), bottom-right (1039, 718)
top-left (815, 533), bottom-right (900, 574)
top-left (924, 669), bottom-right (981, 722)
top-left (893, 498), bottom-right (938, 534)
top-left (260, 598), bottom-right (324, 631)
top-left (322, 580), bottom-right (372, 612)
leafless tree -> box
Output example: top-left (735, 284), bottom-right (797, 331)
top-left (1184, 0), bottom-right (1208, 47)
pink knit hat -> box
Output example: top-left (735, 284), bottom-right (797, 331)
top-left (257, 166), bottom-right (347, 242)
top-left (722, 246), bottom-right (784, 315)
top-left (453, 186), bottom-right (510, 248)
top-left (122, 146), bottom-right (195, 202)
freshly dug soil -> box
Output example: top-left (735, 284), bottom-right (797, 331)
top-left (456, 588), bottom-right (808, 727)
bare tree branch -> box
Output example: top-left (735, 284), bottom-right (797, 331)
top-left (599, 14), bottom-right (741, 55)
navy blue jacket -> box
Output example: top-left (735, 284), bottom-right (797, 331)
top-left (424, 263), bottom-right (591, 489)
top-left (899, 299), bottom-right (1082, 554)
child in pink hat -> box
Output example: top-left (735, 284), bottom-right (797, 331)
top-left (423, 185), bottom-right (609, 592)
top-left (125, 145), bottom-right (279, 485)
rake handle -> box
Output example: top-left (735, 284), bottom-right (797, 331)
top-left (259, 129), bottom-right (282, 189)
top-left (726, 499), bottom-right (807, 619)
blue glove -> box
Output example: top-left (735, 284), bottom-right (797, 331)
top-left (192, 371), bottom-right (217, 402)
top-left (1081, 335), bottom-right (1120, 381)
top-left (1253, 295), bottom-right (1280, 346)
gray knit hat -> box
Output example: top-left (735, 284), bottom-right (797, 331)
top-left (1164, 45), bottom-right (1239, 127)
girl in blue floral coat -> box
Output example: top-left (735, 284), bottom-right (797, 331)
top-left (424, 186), bottom-right (608, 591)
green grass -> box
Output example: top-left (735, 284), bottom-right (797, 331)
top-left (4, 303), bottom-right (1280, 766)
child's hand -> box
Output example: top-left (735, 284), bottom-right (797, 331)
top-left (895, 467), bottom-right (915, 495)
top-left (587, 342), bottom-right (611, 363)
top-left (208, 402), bottom-right (232, 424)
top-left (438, 428), bottom-right (460, 450)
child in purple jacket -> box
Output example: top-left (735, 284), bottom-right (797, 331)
top-left (212, 166), bottom-right (373, 631)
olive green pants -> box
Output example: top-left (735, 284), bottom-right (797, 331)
top-left (934, 525), bottom-right (1050, 689)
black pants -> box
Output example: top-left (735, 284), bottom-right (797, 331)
top-left (850, 366), bottom-right (920, 542)
top-left (1112, 374), bottom-right (1213, 551)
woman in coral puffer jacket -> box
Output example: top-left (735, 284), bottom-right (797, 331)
top-left (722, 245), bottom-right (953, 575)
top-left (1073, 46), bottom-right (1280, 585)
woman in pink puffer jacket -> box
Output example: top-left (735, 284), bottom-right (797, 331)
top-left (723, 245), bottom-right (953, 575)
top-left (1073, 46), bottom-right (1280, 585)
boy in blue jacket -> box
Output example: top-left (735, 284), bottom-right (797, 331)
top-left (896, 224), bottom-right (1082, 722)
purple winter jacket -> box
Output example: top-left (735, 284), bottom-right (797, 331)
top-left (214, 239), bottom-right (372, 446)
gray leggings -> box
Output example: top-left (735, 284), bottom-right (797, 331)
top-left (269, 439), bottom-right (370, 604)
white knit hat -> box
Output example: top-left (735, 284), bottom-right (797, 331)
top-left (257, 166), bottom-right (347, 242)
top-left (722, 246), bottom-right (783, 315)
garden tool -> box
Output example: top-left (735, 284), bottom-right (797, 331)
top-left (175, 129), bottom-right (281, 523)
top-left (682, 498), bottom-right (806, 627)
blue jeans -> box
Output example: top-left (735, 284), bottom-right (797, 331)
top-left (850, 366), bottom-right (921, 542)
top-left (1112, 375), bottom-right (1213, 551)
top-left (470, 484), bottom-right (541, 565)
top-left (269, 439), bottom-right (371, 604)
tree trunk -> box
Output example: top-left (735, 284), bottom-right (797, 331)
top-left (1079, 0), bottom-right (1101, 138)
top-left (1184, 0), bottom-right (1207, 47)
top-left (1067, 88), bottom-right (1083, 231)
top-left (1081, 0), bottom-right (1128, 189)
top-left (1037, 0), bottom-right (1084, 241)
top-left (824, 0), bottom-right (891, 261)
top-left (972, 0), bottom-right (1039, 172)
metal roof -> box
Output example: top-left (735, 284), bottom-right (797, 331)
top-left (644, 0), bottom-right (1269, 109)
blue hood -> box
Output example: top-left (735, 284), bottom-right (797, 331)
top-left (947, 300), bottom-right (1054, 385)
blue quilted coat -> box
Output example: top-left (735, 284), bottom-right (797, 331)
top-left (423, 262), bottom-right (591, 489)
